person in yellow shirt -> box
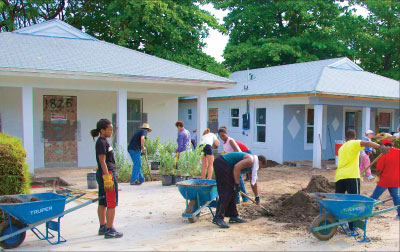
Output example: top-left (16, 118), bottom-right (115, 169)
top-left (335, 129), bottom-right (388, 232)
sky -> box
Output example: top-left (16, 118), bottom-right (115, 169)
top-left (200, 3), bottom-right (369, 63)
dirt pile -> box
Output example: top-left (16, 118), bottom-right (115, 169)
top-left (0, 196), bottom-right (39, 204)
top-left (304, 175), bottom-right (335, 193)
top-left (238, 175), bottom-right (335, 228)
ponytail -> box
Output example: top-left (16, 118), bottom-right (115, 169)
top-left (203, 128), bottom-right (210, 136)
top-left (90, 118), bottom-right (112, 140)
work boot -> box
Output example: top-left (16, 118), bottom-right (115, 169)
top-left (212, 218), bottom-right (229, 228)
top-left (104, 227), bottom-right (123, 239)
top-left (98, 224), bottom-right (106, 235)
top-left (229, 216), bottom-right (247, 223)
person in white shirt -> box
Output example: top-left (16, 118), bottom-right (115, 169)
top-left (394, 127), bottom-right (400, 138)
top-left (199, 128), bottom-right (220, 179)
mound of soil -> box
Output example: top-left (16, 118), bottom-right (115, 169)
top-left (238, 175), bottom-right (335, 228)
top-left (0, 196), bottom-right (39, 204)
top-left (304, 175), bottom-right (335, 193)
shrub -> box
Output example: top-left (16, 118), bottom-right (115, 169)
top-left (158, 144), bottom-right (176, 176)
top-left (177, 144), bottom-right (203, 177)
top-left (0, 133), bottom-right (31, 195)
top-left (370, 136), bottom-right (400, 172)
top-left (113, 146), bottom-right (132, 183)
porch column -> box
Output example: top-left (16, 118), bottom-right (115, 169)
top-left (313, 104), bottom-right (324, 169)
top-left (117, 90), bottom-right (128, 155)
top-left (197, 91), bottom-right (207, 144)
top-left (362, 107), bottom-right (371, 134)
top-left (21, 86), bottom-right (34, 172)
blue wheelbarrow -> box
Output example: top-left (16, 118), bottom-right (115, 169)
top-left (310, 193), bottom-right (400, 242)
top-left (176, 179), bottom-right (218, 223)
top-left (0, 192), bottom-right (100, 249)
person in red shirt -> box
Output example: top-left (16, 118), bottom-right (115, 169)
top-left (370, 138), bottom-right (400, 218)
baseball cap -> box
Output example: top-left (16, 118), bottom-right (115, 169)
top-left (365, 130), bottom-right (374, 135)
top-left (381, 138), bottom-right (392, 145)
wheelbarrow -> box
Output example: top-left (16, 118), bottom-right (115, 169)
top-left (310, 193), bottom-right (399, 242)
top-left (176, 179), bottom-right (218, 223)
top-left (0, 192), bottom-right (100, 249)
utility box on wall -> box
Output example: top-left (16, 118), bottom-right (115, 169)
top-left (242, 113), bottom-right (250, 130)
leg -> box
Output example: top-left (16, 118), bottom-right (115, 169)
top-left (98, 205), bottom-right (106, 226)
top-left (105, 207), bottom-right (116, 229)
top-left (346, 178), bottom-right (361, 231)
top-left (130, 151), bottom-right (141, 184)
top-left (201, 155), bottom-right (207, 179)
top-left (239, 174), bottom-right (249, 202)
top-left (359, 155), bottom-right (368, 177)
top-left (370, 185), bottom-right (387, 200)
top-left (206, 154), bottom-right (214, 180)
top-left (214, 157), bottom-right (234, 219)
top-left (335, 179), bottom-right (347, 194)
top-left (387, 187), bottom-right (400, 216)
top-left (138, 156), bottom-right (145, 183)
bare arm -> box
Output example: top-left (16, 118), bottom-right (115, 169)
top-left (98, 154), bottom-right (108, 175)
top-left (141, 135), bottom-right (145, 149)
top-left (230, 139), bottom-right (240, 152)
top-left (213, 138), bottom-right (220, 147)
top-left (233, 154), bottom-right (254, 184)
top-left (360, 141), bottom-right (380, 149)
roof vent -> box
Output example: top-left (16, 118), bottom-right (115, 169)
top-left (249, 73), bottom-right (256, 80)
top-left (243, 85), bottom-right (249, 90)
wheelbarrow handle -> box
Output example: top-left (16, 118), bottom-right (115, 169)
top-left (66, 193), bottom-right (86, 204)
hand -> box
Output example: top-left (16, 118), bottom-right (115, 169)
top-left (141, 147), bottom-right (147, 155)
top-left (373, 149), bottom-right (376, 154)
top-left (102, 174), bottom-right (114, 191)
top-left (255, 196), bottom-right (260, 205)
top-left (379, 144), bottom-right (389, 154)
top-left (234, 184), bottom-right (241, 194)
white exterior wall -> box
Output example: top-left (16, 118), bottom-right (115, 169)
top-left (1, 87), bottom-right (180, 169)
top-left (179, 97), bottom-right (310, 164)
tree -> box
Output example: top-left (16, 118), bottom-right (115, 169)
top-left (0, 0), bottom-right (229, 77)
top-left (210, 0), bottom-right (357, 72)
top-left (350, 0), bottom-right (400, 80)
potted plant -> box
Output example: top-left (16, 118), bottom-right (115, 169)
top-left (158, 145), bottom-right (175, 186)
top-left (187, 145), bottom-right (203, 178)
top-left (145, 137), bottom-right (161, 170)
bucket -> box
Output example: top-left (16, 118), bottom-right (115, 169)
top-left (161, 175), bottom-right (173, 186)
top-left (175, 176), bottom-right (185, 183)
top-left (87, 172), bottom-right (97, 189)
top-left (151, 162), bottom-right (160, 170)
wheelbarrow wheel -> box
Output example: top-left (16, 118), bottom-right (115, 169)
top-left (311, 214), bottom-right (337, 241)
top-left (0, 221), bottom-right (26, 249)
top-left (187, 200), bottom-right (200, 223)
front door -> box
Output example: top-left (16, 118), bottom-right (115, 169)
top-left (43, 95), bottom-right (77, 167)
top-left (345, 111), bottom-right (360, 137)
top-left (208, 108), bottom-right (219, 133)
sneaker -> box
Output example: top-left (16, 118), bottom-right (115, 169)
top-left (98, 225), bottom-right (106, 235)
top-left (104, 227), bottom-right (123, 239)
top-left (212, 218), bottom-right (230, 228)
top-left (368, 175), bottom-right (375, 181)
top-left (130, 180), bottom-right (140, 185)
top-left (229, 216), bottom-right (247, 223)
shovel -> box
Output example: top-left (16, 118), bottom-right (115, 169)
top-left (144, 153), bottom-right (153, 181)
top-left (360, 153), bottom-right (382, 176)
top-left (239, 191), bottom-right (274, 217)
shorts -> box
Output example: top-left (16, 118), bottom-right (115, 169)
top-left (201, 144), bottom-right (213, 156)
top-left (96, 170), bottom-right (118, 207)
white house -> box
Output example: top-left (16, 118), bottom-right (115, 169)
top-left (179, 58), bottom-right (400, 167)
top-left (0, 19), bottom-right (235, 172)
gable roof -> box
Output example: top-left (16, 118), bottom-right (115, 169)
top-left (205, 57), bottom-right (399, 100)
top-left (0, 19), bottom-right (233, 84)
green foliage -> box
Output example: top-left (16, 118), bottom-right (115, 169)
top-left (113, 146), bottom-right (132, 182)
top-left (370, 136), bottom-right (400, 172)
top-left (0, 133), bottom-right (31, 195)
top-left (177, 145), bottom-right (204, 177)
top-left (164, 139), bottom-right (178, 155)
top-left (0, 0), bottom-right (229, 77)
top-left (144, 136), bottom-right (161, 160)
top-left (158, 144), bottom-right (176, 176)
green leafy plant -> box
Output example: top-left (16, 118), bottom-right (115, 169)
top-left (158, 144), bottom-right (176, 176)
top-left (141, 155), bottom-right (151, 180)
top-left (164, 139), bottom-right (178, 154)
top-left (0, 133), bottom-right (31, 195)
top-left (113, 146), bottom-right (132, 183)
top-left (144, 136), bottom-right (161, 160)
top-left (177, 145), bottom-right (203, 177)
top-left (370, 136), bottom-right (400, 172)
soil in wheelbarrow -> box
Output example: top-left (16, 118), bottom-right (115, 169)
top-left (0, 196), bottom-right (39, 204)
top-left (238, 175), bottom-right (335, 229)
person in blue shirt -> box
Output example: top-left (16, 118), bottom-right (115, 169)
top-left (128, 123), bottom-right (152, 185)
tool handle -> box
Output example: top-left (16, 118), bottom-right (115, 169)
top-left (239, 191), bottom-right (273, 216)
top-left (360, 153), bottom-right (382, 176)
top-left (144, 153), bottom-right (152, 181)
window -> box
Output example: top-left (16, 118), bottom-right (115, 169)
top-left (127, 99), bottom-right (142, 141)
top-left (255, 108), bottom-right (266, 142)
top-left (306, 109), bottom-right (314, 144)
top-left (379, 112), bottom-right (391, 133)
top-left (188, 109), bottom-right (192, 120)
top-left (345, 112), bottom-right (356, 132)
top-left (231, 108), bottom-right (239, 127)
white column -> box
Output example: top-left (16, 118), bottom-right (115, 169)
top-left (313, 104), bottom-right (324, 169)
top-left (362, 107), bottom-right (371, 135)
top-left (197, 91), bottom-right (207, 144)
top-left (117, 90), bottom-right (127, 156)
top-left (21, 86), bottom-right (34, 172)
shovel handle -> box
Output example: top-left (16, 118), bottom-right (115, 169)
top-left (144, 153), bottom-right (152, 181)
top-left (360, 153), bottom-right (382, 176)
top-left (239, 191), bottom-right (273, 216)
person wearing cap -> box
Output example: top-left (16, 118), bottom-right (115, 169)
top-left (128, 123), bottom-right (152, 185)
top-left (359, 130), bottom-right (375, 180)
top-left (370, 138), bottom-right (400, 219)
